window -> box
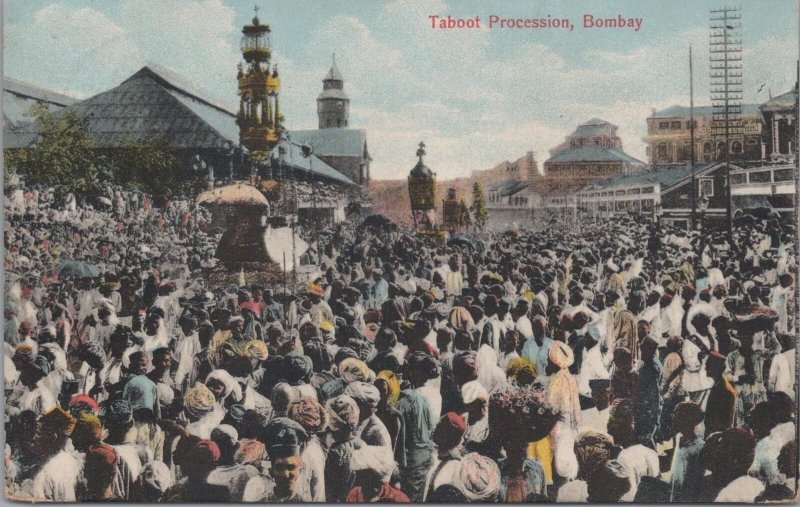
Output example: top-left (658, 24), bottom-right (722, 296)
top-left (671, 121), bottom-right (681, 129)
top-left (657, 143), bottom-right (668, 159)
top-left (731, 141), bottom-right (742, 154)
top-left (704, 142), bottom-right (712, 153)
top-left (773, 169), bottom-right (794, 182)
top-left (750, 171), bottom-right (771, 183)
top-left (699, 178), bottom-right (714, 197)
top-left (686, 120), bottom-right (696, 129)
top-left (659, 122), bottom-right (669, 129)
top-left (641, 186), bottom-right (654, 194)
top-left (730, 173), bottom-right (746, 185)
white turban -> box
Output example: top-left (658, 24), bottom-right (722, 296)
top-left (461, 380), bottom-right (488, 405)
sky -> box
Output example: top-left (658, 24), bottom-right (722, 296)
top-left (4, 0), bottom-right (799, 180)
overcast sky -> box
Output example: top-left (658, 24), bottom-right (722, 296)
top-left (4, 0), bottom-right (798, 179)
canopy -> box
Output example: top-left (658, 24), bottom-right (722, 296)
top-left (197, 184), bottom-right (269, 209)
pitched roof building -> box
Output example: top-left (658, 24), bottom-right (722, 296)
top-left (4, 66), bottom-right (357, 187)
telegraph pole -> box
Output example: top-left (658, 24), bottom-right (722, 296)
top-left (710, 6), bottom-right (742, 244)
top-left (690, 44), bottom-right (697, 231)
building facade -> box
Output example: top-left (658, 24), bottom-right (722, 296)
top-left (643, 104), bottom-right (764, 165)
top-left (544, 118), bottom-right (645, 185)
top-left (760, 88), bottom-right (797, 163)
top-left (730, 163), bottom-right (796, 218)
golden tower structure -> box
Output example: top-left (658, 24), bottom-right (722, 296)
top-left (237, 6), bottom-right (282, 163)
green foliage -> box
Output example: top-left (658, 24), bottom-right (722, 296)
top-left (4, 104), bottom-right (191, 200)
top-left (470, 181), bottom-right (488, 228)
top-left (108, 137), bottom-right (190, 199)
top-left (4, 104), bottom-right (99, 193)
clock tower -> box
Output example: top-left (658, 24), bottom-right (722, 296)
top-left (317, 54), bottom-right (349, 129)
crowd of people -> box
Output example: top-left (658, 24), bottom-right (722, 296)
top-left (3, 179), bottom-right (797, 503)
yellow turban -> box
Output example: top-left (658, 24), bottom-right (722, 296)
top-left (242, 340), bottom-right (269, 361)
top-left (376, 370), bottom-right (401, 404)
top-left (320, 320), bottom-right (334, 333)
top-left (339, 358), bottom-right (374, 383)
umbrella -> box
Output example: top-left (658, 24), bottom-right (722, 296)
top-left (447, 235), bottom-right (474, 249)
top-left (58, 260), bottom-right (100, 278)
top-left (97, 197), bottom-right (113, 207)
top-left (749, 207), bottom-right (780, 220)
top-left (197, 184), bottom-right (270, 209)
top-left (358, 214), bottom-right (397, 231)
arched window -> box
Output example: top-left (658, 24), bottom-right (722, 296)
top-left (704, 142), bottom-right (712, 153)
top-left (731, 141), bottom-right (742, 154)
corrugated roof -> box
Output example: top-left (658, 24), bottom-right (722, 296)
top-left (545, 145), bottom-right (645, 165)
top-left (652, 104), bottom-right (762, 118)
top-left (289, 128), bottom-right (367, 158)
top-left (589, 162), bottom-right (716, 191)
top-left (269, 139), bottom-right (355, 186)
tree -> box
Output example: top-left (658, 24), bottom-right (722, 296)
top-left (470, 181), bottom-right (487, 229)
top-left (5, 104), bottom-right (100, 193)
top-left (108, 137), bottom-right (190, 201)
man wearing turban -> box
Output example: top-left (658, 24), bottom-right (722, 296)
top-left (289, 398), bottom-right (327, 502)
top-left (344, 381), bottom-right (391, 448)
top-left (455, 452), bottom-right (502, 502)
top-left (424, 412), bottom-right (467, 501)
top-left (83, 444), bottom-right (119, 501)
top-left (324, 395), bottom-right (363, 502)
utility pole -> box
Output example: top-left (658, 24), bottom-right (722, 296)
top-left (710, 6), bottom-right (742, 244)
top-left (690, 44), bottom-right (697, 231)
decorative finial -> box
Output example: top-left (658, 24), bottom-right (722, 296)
top-left (416, 141), bottom-right (426, 162)
top-left (252, 4), bottom-right (260, 25)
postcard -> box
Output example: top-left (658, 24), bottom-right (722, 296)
top-left (3, 0), bottom-right (798, 503)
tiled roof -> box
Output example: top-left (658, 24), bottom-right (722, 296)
top-left (651, 104), bottom-right (762, 118)
top-left (289, 128), bottom-right (367, 158)
top-left (545, 145), bottom-right (645, 165)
